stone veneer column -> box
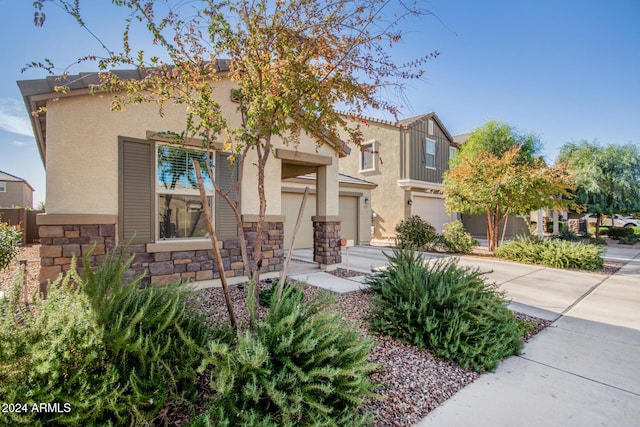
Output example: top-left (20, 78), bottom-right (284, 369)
top-left (242, 219), bottom-right (285, 274)
top-left (312, 216), bottom-right (342, 270)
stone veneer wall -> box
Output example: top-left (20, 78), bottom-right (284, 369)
top-left (312, 220), bottom-right (342, 266)
top-left (38, 221), bottom-right (284, 288)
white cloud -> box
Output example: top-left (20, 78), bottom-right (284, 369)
top-left (12, 140), bottom-right (28, 147)
top-left (0, 98), bottom-right (33, 137)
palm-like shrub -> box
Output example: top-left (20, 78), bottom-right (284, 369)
top-left (395, 215), bottom-right (438, 251)
top-left (495, 236), bottom-right (604, 270)
top-left (0, 222), bottom-right (22, 270)
top-left (366, 248), bottom-right (523, 372)
top-left (195, 284), bottom-right (377, 426)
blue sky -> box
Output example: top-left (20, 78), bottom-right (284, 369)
top-left (0, 0), bottom-right (639, 207)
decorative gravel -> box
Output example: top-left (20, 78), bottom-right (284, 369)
top-left (0, 245), bottom-right (41, 303)
top-left (187, 282), bottom-right (551, 426)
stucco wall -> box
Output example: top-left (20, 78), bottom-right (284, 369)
top-left (0, 181), bottom-right (32, 208)
top-left (44, 78), bottom-right (338, 217)
top-left (338, 120), bottom-right (405, 239)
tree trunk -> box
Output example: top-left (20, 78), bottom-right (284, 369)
top-left (193, 160), bottom-right (237, 328)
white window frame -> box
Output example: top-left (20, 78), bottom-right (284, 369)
top-left (0, 182), bottom-right (5, 192)
top-left (360, 140), bottom-right (378, 172)
top-left (423, 138), bottom-right (436, 169)
top-left (155, 143), bottom-right (215, 241)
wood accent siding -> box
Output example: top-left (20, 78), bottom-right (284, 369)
top-left (119, 137), bottom-right (154, 243)
top-left (215, 152), bottom-right (239, 239)
top-left (407, 118), bottom-right (453, 183)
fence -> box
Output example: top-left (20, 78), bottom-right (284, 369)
top-left (0, 208), bottom-right (44, 244)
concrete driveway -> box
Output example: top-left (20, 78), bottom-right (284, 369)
top-left (291, 245), bottom-right (640, 426)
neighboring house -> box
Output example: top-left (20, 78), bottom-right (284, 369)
top-left (19, 62), bottom-right (358, 288)
top-left (339, 112), bottom-right (459, 242)
top-left (0, 170), bottom-right (34, 208)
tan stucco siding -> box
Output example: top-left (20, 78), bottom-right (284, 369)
top-left (338, 120), bottom-right (405, 240)
top-left (44, 78), bottom-right (339, 217)
top-left (0, 181), bottom-right (32, 208)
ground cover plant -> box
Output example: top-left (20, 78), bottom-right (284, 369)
top-left (495, 235), bottom-right (604, 270)
top-left (365, 248), bottom-right (524, 372)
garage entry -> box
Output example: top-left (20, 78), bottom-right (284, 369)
top-left (282, 192), bottom-right (359, 250)
top-left (411, 193), bottom-right (454, 234)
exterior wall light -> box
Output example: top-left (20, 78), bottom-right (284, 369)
top-left (407, 199), bottom-right (413, 205)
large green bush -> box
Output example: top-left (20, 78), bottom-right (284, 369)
top-left (0, 222), bottom-right (22, 270)
top-left (193, 283), bottom-right (377, 426)
top-left (365, 248), bottom-right (524, 372)
top-left (442, 220), bottom-right (478, 253)
top-left (0, 249), bottom-right (221, 426)
top-left (607, 227), bottom-right (635, 240)
top-left (395, 215), bottom-right (439, 251)
top-left (495, 236), bottom-right (604, 270)
top-left (80, 249), bottom-right (221, 424)
top-left (0, 266), bottom-right (123, 426)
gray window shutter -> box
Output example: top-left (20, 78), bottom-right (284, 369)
top-left (119, 137), bottom-right (154, 244)
top-left (215, 152), bottom-right (239, 239)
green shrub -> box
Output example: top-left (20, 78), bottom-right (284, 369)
top-left (258, 279), bottom-right (303, 308)
top-left (365, 248), bottom-right (524, 372)
top-left (588, 237), bottom-right (608, 246)
top-left (442, 220), bottom-right (478, 253)
top-left (0, 266), bottom-right (124, 426)
top-left (633, 226), bottom-right (640, 236)
top-left (495, 236), bottom-right (604, 270)
top-left (558, 227), bottom-right (580, 242)
top-left (588, 226), bottom-right (609, 236)
top-left (81, 248), bottom-right (218, 424)
top-left (395, 215), bottom-right (439, 251)
top-left (0, 222), bottom-right (22, 270)
top-left (619, 235), bottom-right (639, 245)
top-left (607, 227), bottom-right (635, 240)
top-left (195, 283), bottom-right (377, 426)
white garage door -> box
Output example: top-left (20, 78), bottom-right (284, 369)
top-left (412, 194), bottom-right (454, 234)
top-left (282, 192), bottom-right (359, 250)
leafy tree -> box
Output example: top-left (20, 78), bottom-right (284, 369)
top-left (32, 0), bottom-right (437, 325)
top-left (557, 140), bottom-right (640, 237)
top-left (444, 121), bottom-right (574, 251)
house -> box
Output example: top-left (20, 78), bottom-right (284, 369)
top-left (0, 170), bottom-right (34, 208)
top-left (339, 113), bottom-right (459, 242)
top-left (18, 62), bottom-right (368, 288)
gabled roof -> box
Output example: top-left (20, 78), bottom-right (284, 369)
top-left (453, 132), bottom-right (471, 144)
top-left (340, 111), bottom-right (455, 143)
top-left (0, 171), bottom-right (35, 191)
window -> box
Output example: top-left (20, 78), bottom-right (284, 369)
top-left (423, 138), bottom-right (436, 168)
top-left (157, 145), bottom-right (214, 240)
top-left (0, 182), bottom-right (5, 192)
top-left (360, 141), bottom-right (377, 172)
top-left (428, 119), bottom-right (435, 135)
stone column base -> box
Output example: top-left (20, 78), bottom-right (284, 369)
top-left (312, 216), bottom-right (342, 268)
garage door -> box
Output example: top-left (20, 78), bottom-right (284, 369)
top-left (339, 196), bottom-right (358, 243)
top-left (412, 195), bottom-right (454, 234)
top-left (282, 193), bottom-right (359, 250)
top-left (282, 192), bottom-right (316, 250)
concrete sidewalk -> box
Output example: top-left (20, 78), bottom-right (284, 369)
top-left (290, 245), bottom-right (640, 427)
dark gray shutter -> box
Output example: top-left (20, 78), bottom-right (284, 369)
top-left (215, 152), bottom-right (239, 239)
top-left (119, 137), bottom-right (154, 244)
